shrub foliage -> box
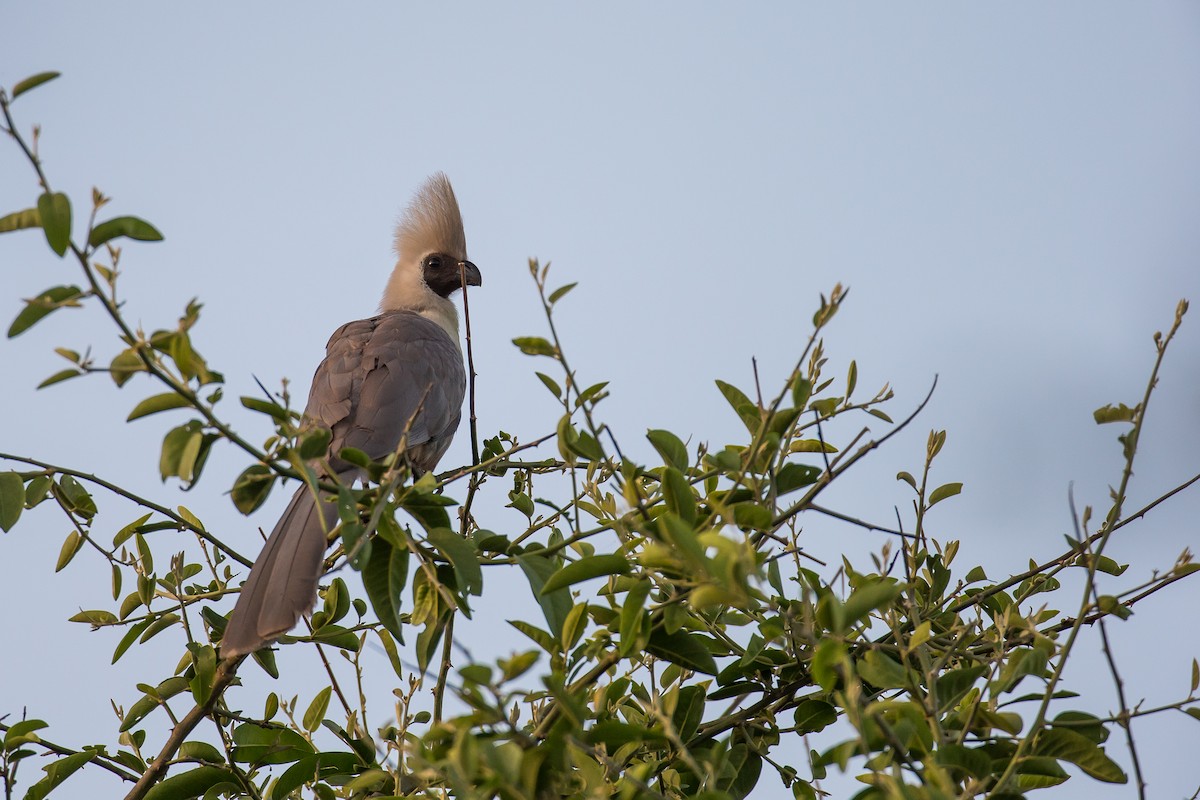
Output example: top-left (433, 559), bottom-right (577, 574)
top-left (2, 73), bottom-right (1197, 800)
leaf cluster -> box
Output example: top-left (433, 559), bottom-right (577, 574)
top-left (2, 73), bottom-right (1198, 800)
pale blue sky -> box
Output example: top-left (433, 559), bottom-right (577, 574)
top-left (4, 5), bottom-right (1200, 797)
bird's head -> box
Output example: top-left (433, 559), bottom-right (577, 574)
top-left (382, 173), bottom-right (482, 318)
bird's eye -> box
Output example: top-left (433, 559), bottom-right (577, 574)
top-left (425, 255), bottom-right (443, 270)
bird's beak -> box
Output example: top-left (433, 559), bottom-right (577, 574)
top-left (458, 260), bottom-right (482, 288)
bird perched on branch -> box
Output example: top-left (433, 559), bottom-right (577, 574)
top-left (221, 174), bottom-right (481, 658)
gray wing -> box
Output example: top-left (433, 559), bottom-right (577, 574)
top-left (222, 311), bottom-right (466, 656)
top-left (304, 311), bottom-right (466, 474)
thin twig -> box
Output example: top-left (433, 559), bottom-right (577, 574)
top-left (458, 263), bottom-right (480, 467)
top-left (0, 723), bottom-right (140, 784)
top-left (0, 451), bottom-right (252, 567)
top-left (123, 658), bottom-right (241, 800)
top-left (772, 376), bottom-right (938, 528)
top-left (808, 503), bottom-right (913, 538)
top-left (433, 612), bottom-right (457, 723)
top-left (990, 301), bottom-right (1186, 795)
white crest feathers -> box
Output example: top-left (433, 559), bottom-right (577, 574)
top-left (392, 172), bottom-right (467, 268)
top-left (380, 173), bottom-right (468, 335)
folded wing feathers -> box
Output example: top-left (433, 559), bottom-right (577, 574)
top-left (222, 312), bottom-right (466, 656)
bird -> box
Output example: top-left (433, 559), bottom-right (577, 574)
top-left (221, 173), bottom-right (481, 658)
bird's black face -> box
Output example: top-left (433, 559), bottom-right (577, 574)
top-left (422, 253), bottom-right (483, 298)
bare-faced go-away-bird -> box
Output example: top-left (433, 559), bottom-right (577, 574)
top-left (221, 173), bottom-right (481, 658)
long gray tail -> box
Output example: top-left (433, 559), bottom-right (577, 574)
top-left (221, 483), bottom-right (340, 657)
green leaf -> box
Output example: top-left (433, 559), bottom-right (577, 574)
top-left (511, 336), bottom-right (558, 357)
top-left (646, 629), bottom-right (718, 675)
top-left (534, 371), bottom-right (562, 398)
top-left (298, 427), bottom-right (332, 459)
top-left (508, 619), bottom-right (557, 653)
top-left (1093, 403), bottom-right (1136, 424)
top-left (428, 527), bottom-right (483, 598)
top-left (177, 741), bottom-right (225, 765)
top-left (23, 750), bottom-right (96, 800)
top-left (811, 639), bottom-right (846, 692)
top-left (776, 462), bottom-right (821, 495)
top-left (789, 439), bottom-right (838, 453)
top-left (793, 699), bottom-right (837, 733)
top-left (240, 396), bottom-right (291, 421)
top-left (1052, 711), bottom-right (1108, 745)
top-left (177, 505), bottom-right (204, 532)
top-left (3, 719), bottom-right (48, 751)
top-left (928, 482), bottom-right (963, 507)
top-left (112, 619), bottom-right (150, 664)
top-left (231, 723), bottom-right (315, 765)
top-left (397, 482), bottom-right (453, 530)
top-left (619, 578), bottom-right (652, 656)
top-left (37, 368), bottom-right (84, 389)
top-left (660, 466), bottom-right (697, 523)
top-left (733, 502), bottom-right (772, 530)
top-left (302, 687), bottom-right (332, 732)
top-left (189, 644), bottom-right (217, 705)
top-left (69, 609), bottom-right (118, 625)
top-left (89, 216), bottom-right (163, 248)
top-left (109, 348), bottom-right (146, 387)
top-left (541, 554), bottom-right (630, 595)
top-left (936, 665), bottom-right (987, 712)
top-left (1015, 757), bottom-right (1071, 789)
top-left (792, 377), bottom-right (813, 409)
top-left (1097, 593), bottom-right (1132, 620)
top-left (517, 554), bottom-right (572, 637)
top-left (715, 379), bottom-right (760, 432)
top-left (339, 521), bottom-right (369, 570)
top-left (0, 471), bottom-right (24, 532)
top-left (54, 474), bottom-right (96, 519)
top-left (160, 421), bottom-right (202, 482)
top-left (36, 192), bottom-right (71, 256)
top-left (142, 766), bottom-right (240, 800)
top-left (936, 744), bottom-right (994, 780)
top-left (841, 580), bottom-right (902, 628)
top-left (721, 744), bottom-right (763, 800)
top-left (560, 604), bottom-right (588, 652)
top-left (271, 755), bottom-right (319, 798)
top-left (309, 624), bottom-right (360, 651)
top-left (55, 530), bottom-right (83, 572)
top-left (857, 650), bottom-right (911, 689)
top-left (994, 647), bottom-right (1049, 693)
top-left (110, 515), bottom-right (150, 554)
top-left (547, 282), bottom-right (577, 304)
top-left (8, 285), bottom-right (85, 338)
top-left (576, 380), bottom-right (609, 406)
top-left (1034, 728), bottom-right (1127, 783)
top-left (586, 720), bottom-right (666, 750)
top-left (230, 464), bottom-right (274, 515)
top-left (647, 428), bottom-right (689, 470)
top-left (868, 407), bottom-right (893, 422)
top-left (809, 396), bottom-right (840, 417)
top-left (127, 392), bottom-right (192, 421)
top-left (11, 71), bottom-right (61, 99)
top-left (0, 207), bottom-right (40, 234)
top-left (568, 429), bottom-right (605, 462)
top-left (671, 684), bottom-right (706, 741)
top-left (120, 676), bottom-right (189, 732)
top-left (362, 534), bottom-right (409, 643)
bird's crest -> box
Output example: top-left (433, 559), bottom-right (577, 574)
top-left (393, 172), bottom-right (467, 265)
